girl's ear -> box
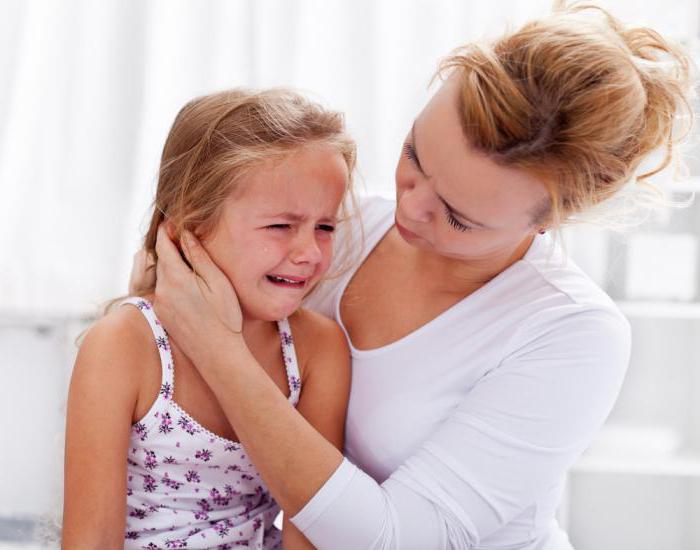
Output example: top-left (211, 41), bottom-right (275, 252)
top-left (128, 249), bottom-right (157, 295)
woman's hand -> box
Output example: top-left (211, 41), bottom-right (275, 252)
top-left (153, 224), bottom-right (244, 362)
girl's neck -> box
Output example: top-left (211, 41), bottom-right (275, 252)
top-left (241, 316), bottom-right (281, 351)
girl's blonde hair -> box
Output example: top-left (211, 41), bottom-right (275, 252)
top-left (437, 2), bottom-right (693, 227)
top-left (140, 87), bottom-right (356, 293)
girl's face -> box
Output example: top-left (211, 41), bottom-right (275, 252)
top-left (203, 144), bottom-right (349, 322)
top-left (394, 75), bottom-right (551, 264)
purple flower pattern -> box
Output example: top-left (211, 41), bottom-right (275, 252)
top-left (177, 415), bottom-right (200, 436)
top-left (159, 412), bottom-right (173, 435)
top-left (184, 470), bottom-right (200, 483)
top-left (133, 422), bottom-right (148, 442)
top-left (195, 449), bottom-right (212, 462)
top-left (160, 382), bottom-right (173, 400)
top-left (144, 450), bottom-right (158, 470)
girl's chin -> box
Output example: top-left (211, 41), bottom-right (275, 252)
top-left (239, 299), bottom-right (301, 323)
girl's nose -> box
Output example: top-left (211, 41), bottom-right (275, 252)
top-left (290, 230), bottom-right (323, 265)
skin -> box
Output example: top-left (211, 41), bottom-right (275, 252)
top-left (62, 144), bottom-right (350, 549)
top-left (141, 73), bottom-right (555, 530)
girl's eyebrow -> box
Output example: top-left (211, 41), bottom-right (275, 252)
top-left (263, 212), bottom-right (338, 223)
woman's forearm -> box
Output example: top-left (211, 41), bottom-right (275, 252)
top-left (197, 327), bottom-right (343, 515)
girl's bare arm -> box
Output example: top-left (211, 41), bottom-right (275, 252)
top-left (62, 310), bottom-right (145, 549)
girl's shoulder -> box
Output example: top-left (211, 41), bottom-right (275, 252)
top-left (288, 307), bottom-right (346, 345)
top-left (73, 299), bottom-right (163, 409)
top-left (82, 299), bottom-right (159, 358)
top-left (287, 308), bottom-right (349, 379)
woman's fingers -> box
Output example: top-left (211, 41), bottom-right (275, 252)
top-left (180, 230), bottom-right (244, 333)
top-left (180, 231), bottom-right (218, 289)
top-left (153, 224), bottom-right (243, 335)
top-left (155, 224), bottom-right (191, 282)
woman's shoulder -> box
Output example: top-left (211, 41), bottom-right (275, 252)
top-left (499, 255), bottom-right (631, 371)
top-left (514, 234), bottom-right (625, 318)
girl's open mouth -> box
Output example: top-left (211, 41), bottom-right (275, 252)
top-left (265, 275), bottom-right (307, 289)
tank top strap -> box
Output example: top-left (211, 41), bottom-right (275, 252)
top-left (276, 318), bottom-right (301, 406)
top-left (120, 297), bottom-right (175, 401)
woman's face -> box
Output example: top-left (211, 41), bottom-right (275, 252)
top-left (203, 144), bottom-right (349, 322)
top-left (394, 75), bottom-right (550, 263)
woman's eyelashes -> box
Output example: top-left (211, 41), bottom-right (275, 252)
top-left (443, 206), bottom-right (473, 232)
top-left (403, 142), bottom-right (422, 170)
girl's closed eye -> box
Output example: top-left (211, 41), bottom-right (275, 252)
top-left (316, 224), bottom-right (335, 233)
top-left (444, 206), bottom-right (473, 233)
top-left (265, 224), bottom-right (290, 230)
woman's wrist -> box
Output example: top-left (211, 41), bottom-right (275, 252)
top-left (203, 323), bottom-right (248, 364)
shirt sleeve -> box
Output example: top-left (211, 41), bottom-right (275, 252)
top-left (291, 307), bottom-right (631, 549)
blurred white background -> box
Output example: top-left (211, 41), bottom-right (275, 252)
top-left (1, 0), bottom-right (699, 548)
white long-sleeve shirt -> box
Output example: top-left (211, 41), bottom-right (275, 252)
top-left (295, 196), bottom-right (630, 549)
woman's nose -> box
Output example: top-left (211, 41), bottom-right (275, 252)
top-left (399, 180), bottom-right (433, 224)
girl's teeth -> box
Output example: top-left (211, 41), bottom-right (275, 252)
top-left (269, 275), bottom-right (303, 284)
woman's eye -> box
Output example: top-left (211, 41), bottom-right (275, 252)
top-left (316, 224), bottom-right (335, 233)
top-left (444, 206), bottom-right (473, 233)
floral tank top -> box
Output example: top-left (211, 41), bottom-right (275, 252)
top-left (121, 297), bottom-right (301, 549)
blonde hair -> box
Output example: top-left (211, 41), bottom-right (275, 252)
top-left (141, 87), bottom-right (357, 293)
top-left (437, 2), bottom-right (693, 227)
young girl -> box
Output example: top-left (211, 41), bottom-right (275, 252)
top-left (62, 89), bottom-right (355, 549)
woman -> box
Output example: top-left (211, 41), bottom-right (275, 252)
top-left (132, 4), bottom-right (691, 548)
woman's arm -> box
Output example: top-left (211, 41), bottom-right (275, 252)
top-left (62, 311), bottom-right (145, 549)
top-left (153, 227), bottom-right (346, 515)
top-left (282, 310), bottom-right (351, 549)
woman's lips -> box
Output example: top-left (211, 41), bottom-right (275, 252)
top-left (395, 219), bottom-right (419, 241)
